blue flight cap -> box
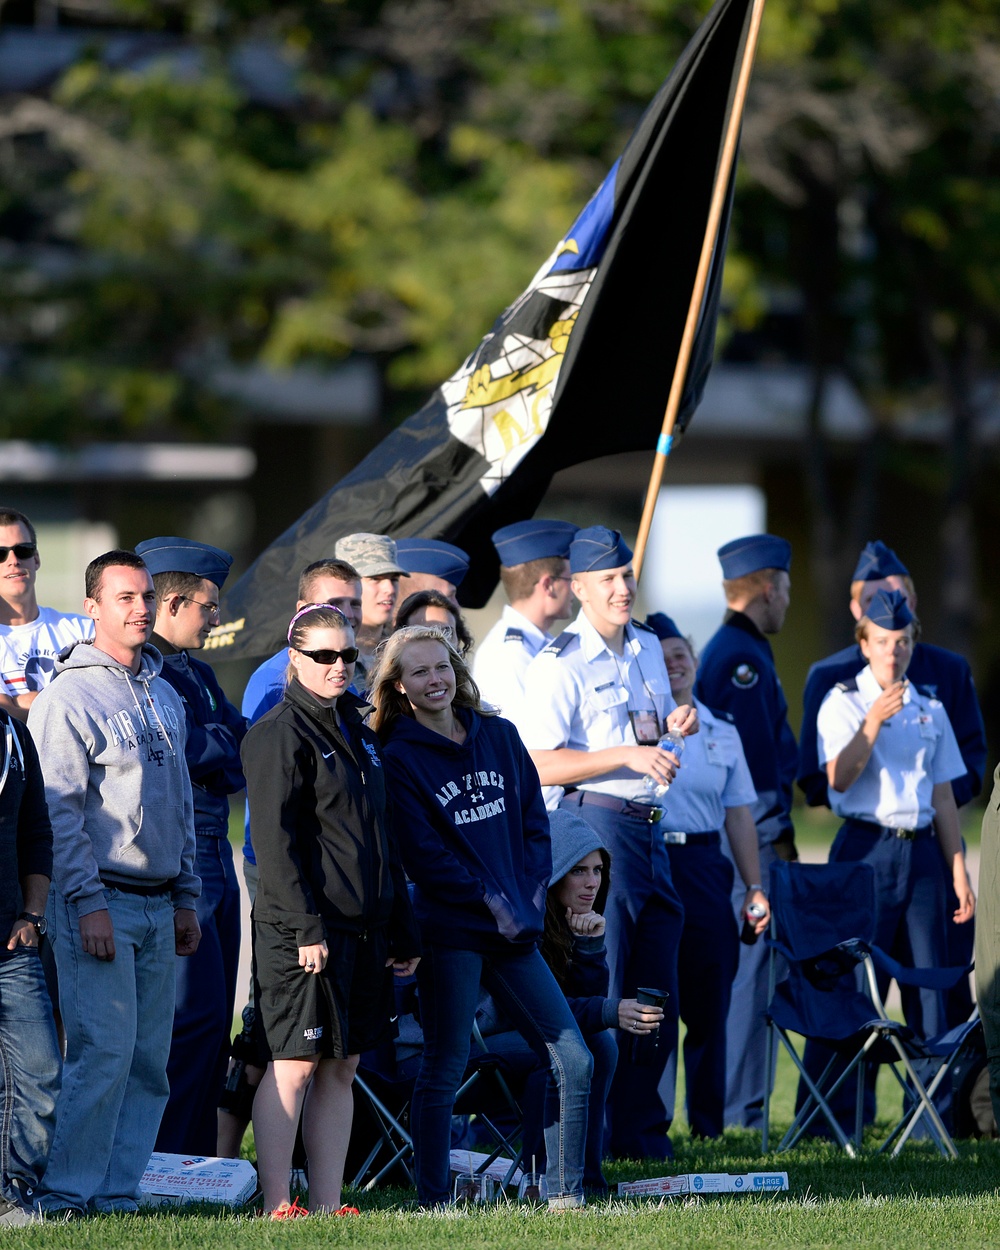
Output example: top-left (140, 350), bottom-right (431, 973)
top-left (864, 588), bottom-right (914, 630)
top-left (645, 612), bottom-right (684, 641)
top-left (135, 536), bottom-right (234, 588)
top-left (853, 540), bottom-right (909, 583)
top-left (717, 533), bottom-right (791, 579)
top-left (492, 519), bottom-right (579, 567)
top-left (394, 538), bottom-right (469, 587)
top-left (569, 526), bottom-right (633, 575)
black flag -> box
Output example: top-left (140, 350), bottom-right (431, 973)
top-left (212, 0), bottom-right (754, 660)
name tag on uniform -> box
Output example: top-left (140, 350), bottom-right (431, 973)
top-left (917, 714), bottom-right (937, 740)
top-left (629, 709), bottom-right (662, 745)
top-left (704, 738), bottom-right (725, 765)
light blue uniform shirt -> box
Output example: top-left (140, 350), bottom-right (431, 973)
top-left (473, 605), bottom-right (551, 727)
top-left (522, 614), bottom-right (677, 804)
top-left (659, 698), bottom-right (757, 834)
top-left (817, 665), bottom-right (965, 828)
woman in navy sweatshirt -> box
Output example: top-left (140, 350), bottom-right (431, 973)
top-left (370, 625), bottom-right (591, 1210)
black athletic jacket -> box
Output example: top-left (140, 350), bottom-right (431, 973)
top-left (242, 680), bottom-right (418, 957)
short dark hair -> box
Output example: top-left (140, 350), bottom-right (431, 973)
top-left (298, 559), bottom-right (361, 601)
top-left (500, 556), bottom-right (566, 603)
top-left (152, 570), bottom-right (207, 606)
top-left (85, 550), bottom-right (149, 601)
top-left (0, 507), bottom-right (36, 545)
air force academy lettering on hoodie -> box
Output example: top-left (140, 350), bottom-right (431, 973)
top-left (27, 639), bottom-right (199, 918)
top-left (382, 709), bottom-right (551, 952)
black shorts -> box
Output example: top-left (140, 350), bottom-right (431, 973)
top-left (252, 921), bottom-right (395, 1061)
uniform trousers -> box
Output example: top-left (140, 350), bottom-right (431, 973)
top-left (560, 796), bottom-right (684, 1159)
top-left (723, 841), bottom-right (784, 1128)
top-left (156, 831), bottom-right (242, 1155)
top-left (663, 838), bottom-right (739, 1138)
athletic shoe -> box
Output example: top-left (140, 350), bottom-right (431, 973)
top-left (0, 1199), bottom-right (33, 1226)
top-left (270, 1198), bottom-right (309, 1220)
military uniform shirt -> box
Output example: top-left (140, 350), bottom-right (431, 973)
top-left (659, 698), bottom-right (757, 833)
top-left (473, 605), bottom-right (551, 727)
top-left (521, 613), bottom-right (676, 803)
top-left (817, 665), bottom-right (965, 828)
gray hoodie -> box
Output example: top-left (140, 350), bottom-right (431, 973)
top-left (27, 640), bottom-right (199, 917)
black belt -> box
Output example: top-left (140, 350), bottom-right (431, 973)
top-left (567, 791), bottom-right (664, 824)
top-left (100, 878), bottom-right (172, 897)
top-left (662, 830), bottom-right (721, 847)
top-left (845, 818), bottom-right (933, 842)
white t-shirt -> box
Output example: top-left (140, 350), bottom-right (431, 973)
top-left (0, 607), bottom-right (94, 697)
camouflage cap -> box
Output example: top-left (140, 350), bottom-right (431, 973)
top-left (334, 532), bottom-right (405, 578)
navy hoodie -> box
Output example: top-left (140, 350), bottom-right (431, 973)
top-left (382, 709), bottom-right (551, 952)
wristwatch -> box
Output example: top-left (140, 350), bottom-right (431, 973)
top-left (18, 912), bottom-right (47, 936)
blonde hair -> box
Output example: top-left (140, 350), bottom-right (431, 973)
top-left (368, 625), bottom-right (494, 737)
top-left (850, 575), bottom-right (916, 604)
top-left (284, 604), bottom-right (354, 685)
top-left (722, 569), bottom-right (780, 604)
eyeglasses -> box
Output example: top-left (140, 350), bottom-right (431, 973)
top-left (179, 595), bottom-right (221, 618)
top-left (298, 647), bottom-right (359, 666)
top-left (0, 543), bottom-right (36, 562)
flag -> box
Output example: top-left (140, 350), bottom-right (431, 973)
top-left (212, 0), bottom-right (755, 660)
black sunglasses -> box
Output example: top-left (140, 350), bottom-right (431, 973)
top-left (0, 543), bottom-right (36, 562)
top-left (298, 647), bottom-right (359, 665)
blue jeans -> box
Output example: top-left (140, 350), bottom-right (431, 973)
top-left (413, 945), bottom-right (591, 1207)
top-left (485, 1026), bottom-right (617, 1190)
top-left (157, 833), bottom-right (241, 1155)
top-left (0, 948), bottom-right (61, 1204)
top-left (38, 887), bottom-right (176, 1213)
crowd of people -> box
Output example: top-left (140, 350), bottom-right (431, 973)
top-left (0, 502), bottom-right (990, 1222)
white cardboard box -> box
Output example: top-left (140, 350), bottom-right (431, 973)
top-left (139, 1153), bottom-right (258, 1207)
top-left (618, 1171), bottom-right (788, 1198)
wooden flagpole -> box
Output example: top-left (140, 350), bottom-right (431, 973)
top-left (633, 0), bottom-right (767, 581)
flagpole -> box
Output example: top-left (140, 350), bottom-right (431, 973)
top-left (633, 0), bottom-right (766, 581)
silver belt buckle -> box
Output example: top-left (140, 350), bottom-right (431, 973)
top-left (663, 830), bottom-right (687, 845)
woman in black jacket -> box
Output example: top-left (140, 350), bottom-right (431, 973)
top-left (241, 605), bottom-right (419, 1219)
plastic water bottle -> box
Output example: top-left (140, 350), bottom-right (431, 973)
top-left (642, 730), bottom-right (685, 799)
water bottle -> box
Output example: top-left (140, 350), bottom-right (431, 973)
top-left (642, 730), bottom-right (685, 799)
top-left (741, 900), bottom-right (768, 945)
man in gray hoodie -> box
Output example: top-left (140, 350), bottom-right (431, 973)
top-left (27, 549), bottom-right (201, 1217)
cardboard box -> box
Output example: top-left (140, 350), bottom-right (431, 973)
top-left (139, 1153), bottom-right (258, 1208)
top-left (618, 1171), bottom-right (788, 1198)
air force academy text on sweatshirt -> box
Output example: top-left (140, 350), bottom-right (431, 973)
top-left (382, 709), bottom-right (551, 951)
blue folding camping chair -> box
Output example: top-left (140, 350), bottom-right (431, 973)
top-left (761, 860), bottom-right (978, 1158)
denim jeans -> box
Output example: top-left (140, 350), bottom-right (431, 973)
top-left (484, 1026), bottom-right (617, 1191)
top-left (37, 887), bottom-right (176, 1213)
top-left (0, 947), bottom-right (61, 1204)
top-left (413, 945), bottom-right (592, 1207)
top-left (157, 833), bottom-right (241, 1156)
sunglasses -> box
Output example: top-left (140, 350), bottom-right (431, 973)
top-left (0, 543), bottom-right (36, 562)
top-left (298, 647), bottom-right (359, 666)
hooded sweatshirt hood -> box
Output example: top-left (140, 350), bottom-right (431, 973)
top-left (27, 638), bottom-right (199, 916)
top-left (547, 808), bottom-right (611, 915)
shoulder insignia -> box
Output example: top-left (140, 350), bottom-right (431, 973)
top-left (835, 678), bottom-right (859, 693)
top-left (503, 628), bottom-right (525, 643)
top-left (731, 663), bottom-right (759, 689)
top-left (631, 618), bottom-right (656, 634)
top-left (540, 633), bottom-right (574, 657)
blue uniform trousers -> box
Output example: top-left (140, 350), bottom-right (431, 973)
top-left (560, 797), bottom-right (684, 1160)
top-left (723, 841), bottom-right (782, 1128)
top-left (663, 839), bottom-right (739, 1138)
top-left (156, 832), bottom-right (242, 1156)
top-left (798, 819), bottom-right (952, 1129)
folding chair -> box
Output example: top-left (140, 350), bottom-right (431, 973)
top-left (761, 860), bottom-right (977, 1158)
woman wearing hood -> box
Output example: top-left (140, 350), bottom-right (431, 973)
top-left (477, 808), bottom-right (663, 1193)
top-left (369, 625), bottom-right (591, 1211)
